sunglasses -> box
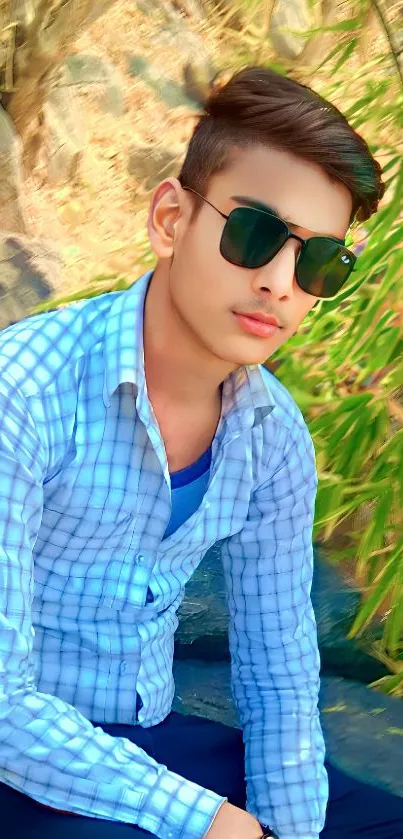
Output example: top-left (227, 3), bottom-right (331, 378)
top-left (182, 186), bottom-right (357, 299)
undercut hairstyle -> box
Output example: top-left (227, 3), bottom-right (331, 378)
top-left (178, 66), bottom-right (385, 226)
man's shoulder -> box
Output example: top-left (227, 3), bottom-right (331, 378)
top-left (254, 366), bottom-right (316, 481)
top-left (0, 290), bottom-right (119, 397)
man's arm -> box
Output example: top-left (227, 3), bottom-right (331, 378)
top-left (0, 373), bottom-right (225, 839)
top-left (220, 418), bottom-right (329, 839)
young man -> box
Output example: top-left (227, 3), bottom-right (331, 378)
top-left (0, 66), bottom-right (401, 839)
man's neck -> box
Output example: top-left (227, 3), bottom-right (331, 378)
top-left (143, 265), bottom-right (237, 408)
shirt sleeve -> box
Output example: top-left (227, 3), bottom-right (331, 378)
top-left (0, 373), bottom-right (225, 839)
top-left (220, 418), bottom-right (329, 839)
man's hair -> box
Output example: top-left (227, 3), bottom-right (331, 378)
top-left (179, 66), bottom-right (385, 226)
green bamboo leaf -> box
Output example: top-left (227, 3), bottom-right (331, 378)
top-left (376, 432), bottom-right (402, 463)
top-left (325, 414), bottom-right (360, 456)
top-left (365, 414), bottom-right (393, 465)
top-left (370, 672), bottom-right (403, 695)
top-left (366, 228), bottom-right (403, 263)
top-left (386, 340), bottom-right (403, 366)
top-left (338, 428), bottom-right (370, 477)
top-left (334, 393), bottom-right (374, 412)
top-left (91, 273), bottom-right (120, 283)
top-left (321, 18), bottom-right (361, 32)
top-left (374, 488), bottom-right (394, 536)
top-left (381, 156), bottom-right (402, 174)
top-left (348, 554), bottom-right (398, 637)
top-left (314, 482), bottom-right (344, 525)
top-left (366, 328), bottom-right (401, 371)
top-left (344, 93), bottom-right (376, 120)
top-left (343, 480), bottom-right (389, 495)
top-left (315, 38), bottom-right (357, 72)
top-left (350, 313), bottom-right (399, 363)
top-left (365, 203), bottom-right (401, 237)
top-left (113, 277), bottom-right (131, 290)
top-left (356, 487), bottom-right (395, 576)
top-left (333, 38), bottom-right (359, 74)
top-left (370, 459), bottom-right (399, 488)
top-left (344, 279), bottom-right (399, 355)
top-left (315, 404), bottom-right (350, 429)
top-left (398, 449), bottom-right (403, 503)
top-left (31, 286), bottom-right (102, 313)
top-left (315, 497), bottom-right (364, 528)
top-left (386, 364), bottom-right (403, 391)
top-left (384, 564), bottom-right (403, 656)
top-left (346, 437), bottom-right (374, 477)
top-left (356, 526), bottom-right (381, 580)
top-left (366, 410), bottom-right (389, 456)
top-left (287, 18), bottom-right (361, 41)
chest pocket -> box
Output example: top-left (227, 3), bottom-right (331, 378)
top-left (34, 499), bottom-right (136, 607)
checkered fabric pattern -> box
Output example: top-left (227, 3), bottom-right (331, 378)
top-left (0, 270), bottom-right (328, 839)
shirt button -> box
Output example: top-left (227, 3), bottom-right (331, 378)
top-left (121, 661), bottom-right (128, 674)
top-left (137, 554), bottom-right (145, 565)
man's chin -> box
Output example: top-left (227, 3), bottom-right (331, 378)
top-left (206, 332), bottom-right (285, 371)
top-left (219, 348), bottom-right (277, 369)
top-left (225, 338), bottom-right (284, 368)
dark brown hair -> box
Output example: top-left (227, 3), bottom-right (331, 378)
top-left (179, 66), bottom-right (385, 226)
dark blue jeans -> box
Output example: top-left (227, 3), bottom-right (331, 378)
top-left (2, 711), bottom-right (403, 838)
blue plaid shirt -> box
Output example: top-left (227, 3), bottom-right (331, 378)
top-left (0, 270), bottom-right (328, 839)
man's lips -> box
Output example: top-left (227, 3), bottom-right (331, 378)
top-left (234, 311), bottom-right (282, 338)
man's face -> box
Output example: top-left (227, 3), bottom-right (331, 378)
top-left (149, 145), bottom-right (353, 367)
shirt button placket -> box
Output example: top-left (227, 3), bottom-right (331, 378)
top-left (135, 553), bottom-right (150, 598)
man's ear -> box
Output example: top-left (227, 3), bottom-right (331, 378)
top-left (147, 178), bottom-right (183, 259)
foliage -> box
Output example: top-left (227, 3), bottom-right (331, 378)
top-left (31, 0), bottom-right (403, 693)
top-left (267, 1), bottom-right (403, 695)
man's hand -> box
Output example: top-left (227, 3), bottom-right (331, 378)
top-left (205, 801), bottom-right (263, 838)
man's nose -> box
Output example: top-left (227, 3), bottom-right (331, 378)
top-left (250, 240), bottom-right (299, 300)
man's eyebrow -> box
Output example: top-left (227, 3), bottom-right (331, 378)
top-left (230, 194), bottom-right (346, 242)
top-left (231, 195), bottom-right (294, 224)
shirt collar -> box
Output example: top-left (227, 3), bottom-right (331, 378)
top-left (220, 364), bottom-right (275, 436)
top-left (103, 269), bottom-right (276, 427)
top-left (103, 270), bottom-right (152, 408)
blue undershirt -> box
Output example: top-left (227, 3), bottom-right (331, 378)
top-left (164, 446), bottom-right (212, 539)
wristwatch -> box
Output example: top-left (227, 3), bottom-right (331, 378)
top-left (259, 825), bottom-right (279, 839)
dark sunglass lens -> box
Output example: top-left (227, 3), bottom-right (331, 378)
top-left (297, 238), bottom-right (356, 298)
top-left (221, 207), bottom-right (287, 269)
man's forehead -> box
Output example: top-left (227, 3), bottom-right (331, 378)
top-left (231, 194), bottom-right (294, 224)
top-left (214, 146), bottom-right (352, 238)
